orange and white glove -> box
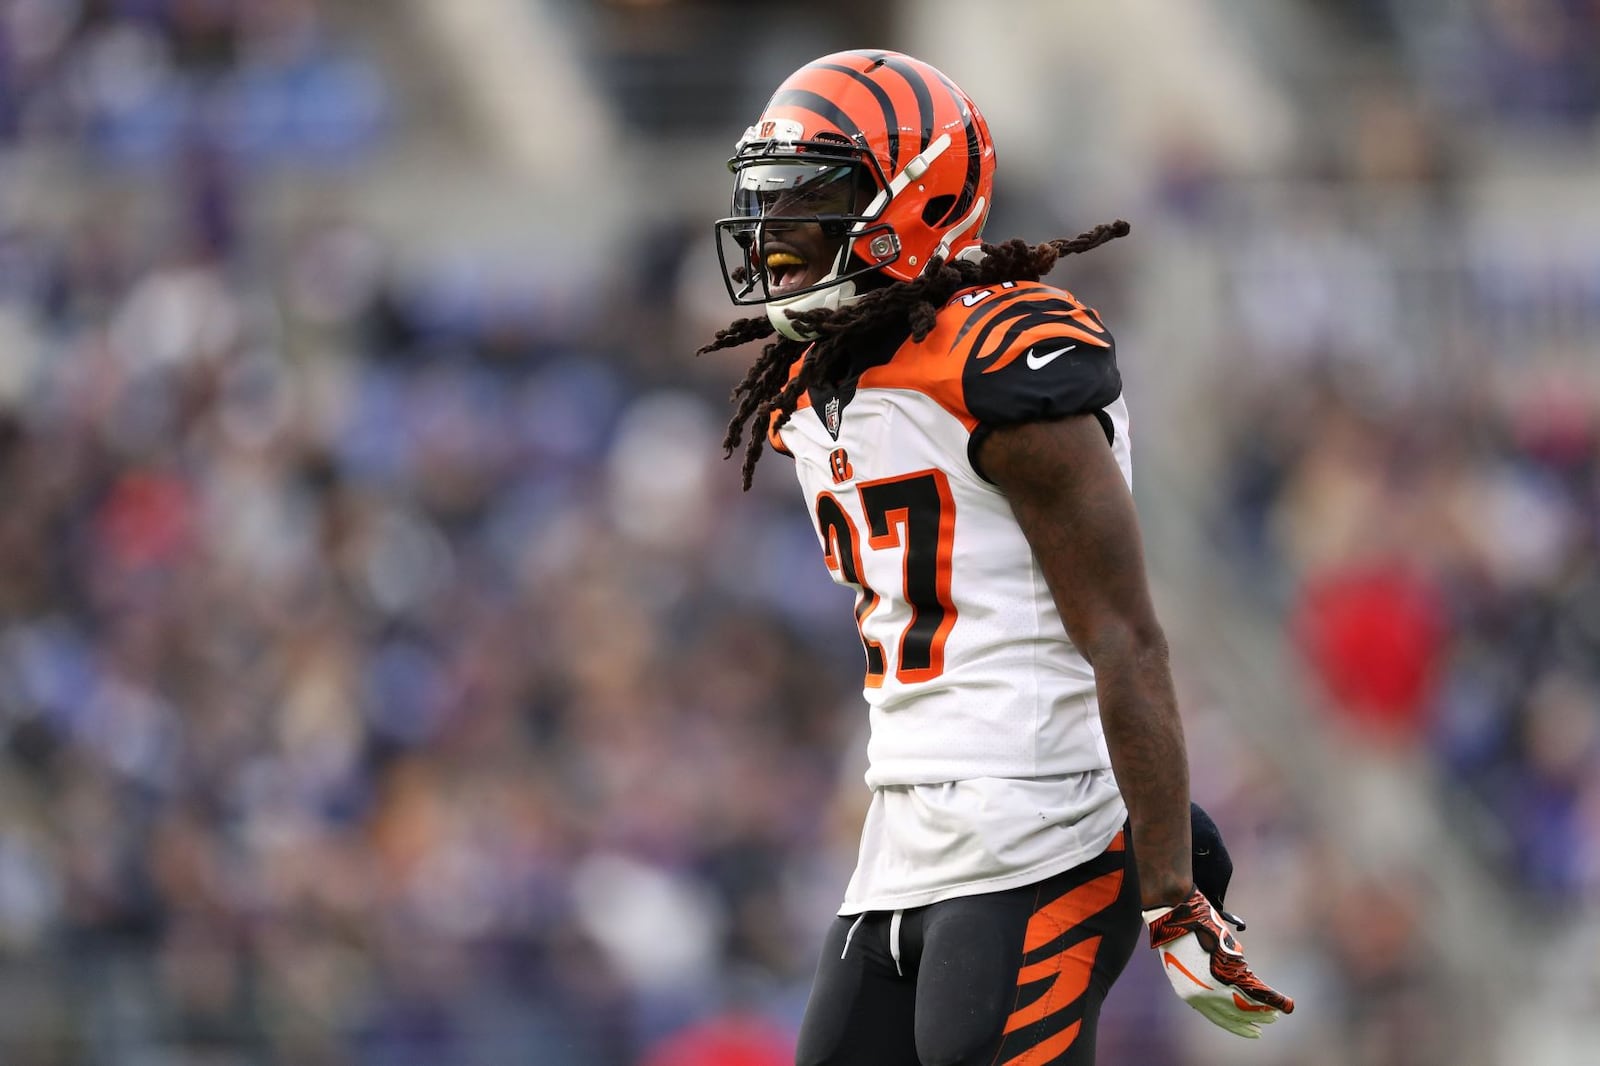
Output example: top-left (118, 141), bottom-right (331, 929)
top-left (1144, 888), bottom-right (1295, 1038)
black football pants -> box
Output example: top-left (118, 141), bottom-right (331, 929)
top-left (794, 829), bottom-right (1142, 1066)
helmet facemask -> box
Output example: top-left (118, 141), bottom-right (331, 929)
top-left (714, 137), bottom-right (901, 340)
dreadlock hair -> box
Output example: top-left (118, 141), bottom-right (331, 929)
top-left (698, 219), bottom-right (1131, 489)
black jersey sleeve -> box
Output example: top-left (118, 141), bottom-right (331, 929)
top-left (958, 290), bottom-right (1122, 480)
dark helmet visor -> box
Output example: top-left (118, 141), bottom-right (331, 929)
top-left (731, 162), bottom-right (866, 221)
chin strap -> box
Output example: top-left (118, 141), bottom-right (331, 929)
top-left (766, 277), bottom-right (859, 340)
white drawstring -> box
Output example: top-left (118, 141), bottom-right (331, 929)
top-left (839, 911), bottom-right (907, 975)
top-left (841, 913), bottom-right (866, 959)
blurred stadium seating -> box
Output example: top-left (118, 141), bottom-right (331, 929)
top-left (0, 1), bottom-right (1595, 1063)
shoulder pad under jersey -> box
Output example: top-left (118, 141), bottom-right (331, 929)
top-left (937, 281), bottom-right (1121, 428)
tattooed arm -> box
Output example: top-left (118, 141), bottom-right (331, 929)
top-left (978, 414), bottom-right (1193, 907)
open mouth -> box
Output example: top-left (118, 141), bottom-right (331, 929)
top-left (765, 249), bottom-right (809, 295)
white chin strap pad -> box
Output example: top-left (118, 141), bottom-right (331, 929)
top-left (767, 278), bottom-right (859, 341)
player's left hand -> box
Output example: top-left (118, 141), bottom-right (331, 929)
top-left (1144, 888), bottom-right (1295, 1038)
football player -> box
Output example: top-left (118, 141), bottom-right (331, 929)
top-left (700, 50), bottom-right (1293, 1065)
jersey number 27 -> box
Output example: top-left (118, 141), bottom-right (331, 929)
top-left (814, 469), bottom-right (957, 687)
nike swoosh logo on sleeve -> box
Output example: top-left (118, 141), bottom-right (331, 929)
top-left (1025, 344), bottom-right (1076, 370)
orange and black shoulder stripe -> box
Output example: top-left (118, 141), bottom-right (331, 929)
top-left (855, 282), bottom-right (1121, 437)
top-left (940, 282), bottom-right (1111, 372)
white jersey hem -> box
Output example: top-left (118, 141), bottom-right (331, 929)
top-left (836, 815), bottom-right (1125, 914)
top-left (837, 774), bottom-right (1128, 915)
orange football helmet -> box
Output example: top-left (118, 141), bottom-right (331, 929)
top-left (715, 50), bottom-right (997, 339)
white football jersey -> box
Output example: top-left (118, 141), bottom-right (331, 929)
top-left (774, 281), bottom-right (1133, 788)
top-left (771, 280), bottom-right (1135, 910)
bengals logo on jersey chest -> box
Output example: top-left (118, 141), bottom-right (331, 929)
top-left (829, 447), bottom-right (853, 483)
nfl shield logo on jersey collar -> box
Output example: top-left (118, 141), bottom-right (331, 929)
top-left (824, 396), bottom-right (842, 440)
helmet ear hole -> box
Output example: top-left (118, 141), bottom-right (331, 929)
top-left (921, 194), bottom-right (956, 226)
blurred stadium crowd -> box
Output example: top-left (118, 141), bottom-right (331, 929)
top-left (1219, 365), bottom-right (1600, 900)
top-left (0, 1), bottom-right (1595, 1064)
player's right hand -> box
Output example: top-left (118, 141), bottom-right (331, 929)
top-left (1143, 888), bottom-right (1295, 1038)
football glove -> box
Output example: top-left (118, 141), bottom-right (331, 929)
top-left (1144, 888), bottom-right (1295, 1038)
